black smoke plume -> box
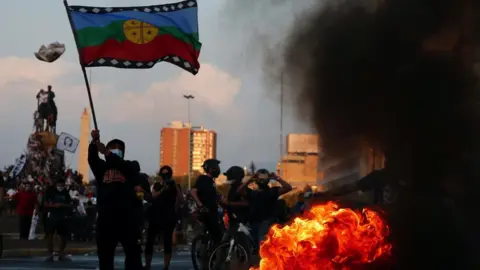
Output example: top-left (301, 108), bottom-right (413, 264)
top-left (280, 0), bottom-right (480, 268)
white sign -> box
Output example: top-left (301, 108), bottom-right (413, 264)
top-left (56, 132), bottom-right (79, 153)
top-left (10, 154), bottom-right (27, 178)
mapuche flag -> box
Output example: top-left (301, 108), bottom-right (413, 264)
top-left (65, 0), bottom-right (201, 74)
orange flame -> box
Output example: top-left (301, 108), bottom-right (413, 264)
top-left (252, 202), bottom-right (392, 270)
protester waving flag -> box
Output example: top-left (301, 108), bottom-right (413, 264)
top-left (65, 0), bottom-right (201, 74)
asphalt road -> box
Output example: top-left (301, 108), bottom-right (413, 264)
top-left (0, 251), bottom-right (193, 270)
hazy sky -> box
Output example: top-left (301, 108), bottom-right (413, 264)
top-left (0, 0), bottom-right (316, 175)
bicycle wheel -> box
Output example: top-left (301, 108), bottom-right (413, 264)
top-left (208, 241), bottom-right (250, 270)
top-left (191, 234), bottom-right (210, 270)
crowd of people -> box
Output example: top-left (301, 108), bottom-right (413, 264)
top-left (0, 122), bottom-right (312, 270)
top-left (86, 129), bottom-right (309, 270)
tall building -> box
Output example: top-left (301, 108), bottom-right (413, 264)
top-left (277, 154), bottom-right (318, 187)
top-left (286, 134), bottom-right (320, 154)
top-left (159, 121), bottom-right (217, 176)
top-left (160, 121), bottom-right (191, 176)
top-left (77, 108), bottom-right (91, 184)
top-left (278, 133), bottom-right (320, 187)
top-left (191, 128), bottom-right (217, 172)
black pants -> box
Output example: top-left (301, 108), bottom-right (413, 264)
top-left (145, 220), bottom-right (176, 255)
top-left (96, 215), bottom-right (142, 270)
top-left (202, 211), bottom-right (223, 244)
top-left (18, 215), bottom-right (32, 239)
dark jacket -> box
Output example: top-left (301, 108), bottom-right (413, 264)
top-left (88, 142), bottom-right (139, 219)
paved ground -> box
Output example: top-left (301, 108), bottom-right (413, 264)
top-left (0, 251), bottom-right (193, 269)
top-left (2, 239), bottom-right (97, 257)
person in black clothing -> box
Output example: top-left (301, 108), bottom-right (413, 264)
top-left (88, 130), bottom-right (143, 270)
top-left (220, 166), bottom-right (249, 239)
top-left (131, 161), bottom-right (151, 242)
top-left (0, 173), bottom-right (4, 216)
top-left (237, 169), bottom-right (292, 248)
top-left (44, 179), bottom-right (73, 262)
top-left (191, 159), bottom-right (223, 244)
top-left (145, 165), bottom-right (182, 270)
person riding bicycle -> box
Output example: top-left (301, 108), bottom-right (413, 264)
top-left (220, 166), bottom-right (249, 239)
top-left (237, 169), bottom-right (292, 249)
top-left (191, 159), bottom-right (223, 245)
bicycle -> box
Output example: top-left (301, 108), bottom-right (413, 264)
top-left (190, 208), bottom-right (227, 270)
top-left (208, 222), bottom-right (256, 270)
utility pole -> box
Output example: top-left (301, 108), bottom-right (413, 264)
top-left (279, 72), bottom-right (284, 176)
top-left (183, 94), bottom-right (194, 189)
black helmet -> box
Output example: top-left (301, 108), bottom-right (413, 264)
top-left (202, 159), bottom-right (221, 178)
top-left (202, 159), bottom-right (220, 171)
top-left (224, 166), bottom-right (245, 181)
top-left (131, 161), bottom-right (141, 173)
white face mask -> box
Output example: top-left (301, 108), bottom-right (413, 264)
top-left (57, 186), bottom-right (65, 192)
top-left (110, 149), bottom-right (123, 158)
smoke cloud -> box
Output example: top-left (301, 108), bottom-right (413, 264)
top-left (277, 0), bottom-right (480, 268)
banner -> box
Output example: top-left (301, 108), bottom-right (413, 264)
top-left (10, 154), bottom-right (27, 178)
top-left (28, 209), bottom-right (39, 240)
top-left (56, 132), bottom-right (79, 153)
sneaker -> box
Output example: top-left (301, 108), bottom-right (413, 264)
top-left (44, 255), bottom-right (54, 262)
top-left (58, 255), bottom-right (72, 262)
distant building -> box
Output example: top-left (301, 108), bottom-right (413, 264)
top-left (77, 108), bottom-right (91, 184)
top-left (286, 134), bottom-right (320, 155)
top-left (278, 154), bottom-right (318, 187)
top-left (160, 121), bottom-right (217, 176)
top-left (277, 133), bottom-right (321, 187)
top-left (191, 128), bottom-right (217, 172)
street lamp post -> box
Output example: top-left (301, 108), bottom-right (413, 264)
top-left (183, 94), bottom-right (194, 189)
top-left (279, 72), bottom-right (284, 176)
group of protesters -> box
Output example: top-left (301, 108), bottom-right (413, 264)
top-left (0, 124), bottom-right (312, 270)
top-left (86, 129), bottom-right (317, 270)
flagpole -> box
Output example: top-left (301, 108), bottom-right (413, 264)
top-left (63, 0), bottom-right (99, 130)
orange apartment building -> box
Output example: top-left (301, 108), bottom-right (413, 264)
top-left (160, 121), bottom-right (217, 177)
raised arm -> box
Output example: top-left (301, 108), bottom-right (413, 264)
top-left (88, 142), bottom-right (105, 180)
top-left (273, 174), bottom-right (293, 195)
top-left (236, 176), bottom-right (254, 197)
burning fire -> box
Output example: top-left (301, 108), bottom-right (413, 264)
top-left (252, 202), bottom-right (392, 270)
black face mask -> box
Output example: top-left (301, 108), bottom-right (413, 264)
top-left (210, 169), bottom-right (220, 178)
top-left (256, 180), bottom-right (269, 189)
top-left (160, 173), bottom-right (172, 180)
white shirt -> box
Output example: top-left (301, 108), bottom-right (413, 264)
top-left (38, 92), bottom-right (48, 104)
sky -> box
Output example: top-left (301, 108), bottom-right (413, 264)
top-left (0, 0), bottom-right (316, 175)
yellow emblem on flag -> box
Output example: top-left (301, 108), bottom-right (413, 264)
top-left (123, 20), bottom-right (158, 45)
